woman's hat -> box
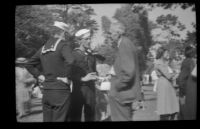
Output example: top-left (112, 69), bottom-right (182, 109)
top-left (16, 57), bottom-right (28, 64)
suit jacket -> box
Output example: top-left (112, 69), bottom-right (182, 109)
top-left (25, 37), bottom-right (74, 90)
top-left (110, 36), bottom-right (141, 104)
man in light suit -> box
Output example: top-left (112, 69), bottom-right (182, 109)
top-left (108, 21), bottom-right (141, 121)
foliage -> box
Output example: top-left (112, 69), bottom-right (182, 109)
top-left (94, 43), bottom-right (117, 65)
top-left (155, 14), bottom-right (186, 40)
top-left (130, 3), bottom-right (196, 71)
top-left (114, 4), bottom-right (141, 43)
top-left (15, 5), bottom-right (54, 58)
top-left (65, 4), bottom-right (99, 35)
top-left (184, 31), bottom-right (196, 47)
top-left (149, 3), bottom-right (195, 12)
top-left (101, 16), bottom-right (111, 33)
top-left (15, 4), bottom-right (99, 58)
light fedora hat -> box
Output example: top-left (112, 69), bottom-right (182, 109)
top-left (53, 21), bottom-right (69, 31)
top-left (75, 29), bottom-right (90, 38)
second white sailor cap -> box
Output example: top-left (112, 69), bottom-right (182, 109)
top-left (75, 29), bottom-right (90, 38)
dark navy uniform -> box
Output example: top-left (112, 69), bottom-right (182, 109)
top-left (25, 37), bottom-right (74, 122)
top-left (70, 48), bottom-right (96, 121)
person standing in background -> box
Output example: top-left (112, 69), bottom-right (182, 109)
top-left (177, 46), bottom-right (196, 120)
top-left (16, 57), bottom-right (36, 119)
top-left (154, 47), bottom-right (179, 120)
top-left (108, 21), bottom-right (141, 121)
top-left (184, 64), bottom-right (197, 120)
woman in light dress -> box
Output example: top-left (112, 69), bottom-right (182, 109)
top-left (154, 47), bottom-right (179, 120)
top-left (16, 58), bottom-right (36, 118)
top-left (151, 70), bottom-right (158, 92)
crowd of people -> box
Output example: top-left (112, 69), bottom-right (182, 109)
top-left (15, 18), bottom-right (197, 122)
top-left (150, 45), bottom-right (197, 120)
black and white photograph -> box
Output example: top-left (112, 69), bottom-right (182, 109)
top-left (15, 3), bottom-right (197, 122)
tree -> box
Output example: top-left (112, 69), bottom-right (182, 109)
top-left (114, 4), bottom-right (141, 43)
top-left (131, 3), bottom-right (195, 63)
top-left (95, 14), bottom-right (117, 65)
top-left (15, 5), bottom-right (55, 58)
top-left (149, 3), bottom-right (195, 12)
top-left (101, 16), bottom-right (111, 33)
top-left (15, 4), bottom-right (99, 58)
top-left (63, 5), bottom-right (99, 35)
top-left (155, 14), bottom-right (186, 40)
top-left (94, 43), bottom-right (117, 65)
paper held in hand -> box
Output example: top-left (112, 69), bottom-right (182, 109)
top-left (99, 81), bottom-right (111, 91)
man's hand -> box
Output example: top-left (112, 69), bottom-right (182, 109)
top-left (38, 75), bottom-right (45, 83)
top-left (57, 77), bottom-right (70, 85)
top-left (81, 72), bottom-right (97, 82)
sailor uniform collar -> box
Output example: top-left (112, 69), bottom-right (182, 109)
top-left (41, 37), bottom-right (65, 54)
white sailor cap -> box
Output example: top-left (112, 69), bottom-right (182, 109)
top-left (16, 57), bottom-right (28, 64)
top-left (53, 21), bottom-right (69, 31)
top-left (75, 29), bottom-right (90, 38)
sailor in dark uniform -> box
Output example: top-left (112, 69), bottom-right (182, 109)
top-left (25, 21), bottom-right (75, 122)
top-left (70, 29), bottom-right (97, 121)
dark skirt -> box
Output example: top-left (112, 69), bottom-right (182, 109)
top-left (184, 75), bottom-right (197, 120)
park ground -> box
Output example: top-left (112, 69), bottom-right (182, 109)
top-left (17, 85), bottom-right (159, 122)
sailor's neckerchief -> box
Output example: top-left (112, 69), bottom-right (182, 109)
top-left (74, 48), bottom-right (93, 56)
top-left (41, 35), bottom-right (65, 54)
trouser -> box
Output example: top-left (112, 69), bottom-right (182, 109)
top-left (160, 113), bottom-right (177, 121)
top-left (108, 95), bottom-right (133, 121)
top-left (70, 86), bottom-right (95, 121)
top-left (179, 103), bottom-right (185, 120)
top-left (42, 89), bottom-right (71, 122)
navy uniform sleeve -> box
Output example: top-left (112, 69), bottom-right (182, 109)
top-left (61, 44), bottom-right (75, 78)
top-left (25, 48), bottom-right (42, 78)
